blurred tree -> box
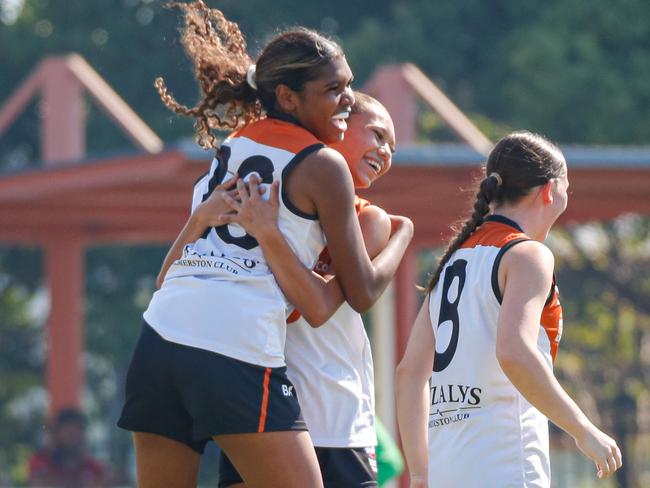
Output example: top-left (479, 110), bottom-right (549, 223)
top-left (0, 0), bottom-right (394, 168)
top-left (4, 0), bottom-right (650, 151)
top-left (343, 0), bottom-right (650, 144)
top-left (0, 0), bottom-right (194, 167)
top-left (549, 215), bottom-right (650, 487)
top-left (502, 0), bottom-right (650, 144)
top-left (0, 247), bottom-right (44, 485)
top-left (84, 245), bottom-right (166, 478)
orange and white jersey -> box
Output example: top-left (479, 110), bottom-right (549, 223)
top-left (285, 196), bottom-right (377, 448)
top-left (145, 117), bottom-right (327, 368)
top-left (427, 215), bottom-right (563, 488)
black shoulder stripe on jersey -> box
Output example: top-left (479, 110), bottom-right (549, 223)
top-left (192, 145), bottom-right (217, 187)
top-left (545, 274), bottom-right (557, 306)
top-left (199, 148), bottom-right (231, 239)
top-left (280, 143), bottom-right (326, 221)
top-left (492, 238), bottom-right (557, 305)
top-left (193, 170), bottom-right (209, 187)
top-left (491, 238), bottom-right (530, 304)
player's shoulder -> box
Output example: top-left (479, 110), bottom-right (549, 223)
top-left (302, 146), bottom-right (348, 170)
top-left (283, 146), bottom-right (355, 218)
top-left (358, 204), bottom-right (390, 225)
top-left (297, 147), bottom-right (353, 191)
top-left (502, 240), bottom-right (554, 277)
top-left (505, 239), bottom-right (553, 263)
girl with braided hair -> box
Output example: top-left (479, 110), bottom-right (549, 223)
top-left (118, 2), bottom-right (412, 487)
top-left (395, 132), bottom-right (622, 487)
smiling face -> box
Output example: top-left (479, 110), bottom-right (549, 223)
top-left (331, 100), bottom-right (396, 189)
top-left (288, 56), bottom-right (355, 144)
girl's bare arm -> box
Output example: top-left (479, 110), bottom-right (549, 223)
top-left (496, 241), bottom-right (622, 479)
top-left (223, 177), bottom-right (395, 326)
top-left (396, 299), bottom-right (435, 487)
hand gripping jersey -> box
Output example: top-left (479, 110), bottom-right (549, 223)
top-left (284, 197), bottom-right (377, 448)
top-left (427, 215), bottom-right (562, 488)
top-left (144, 117), bottom-right (327, 368)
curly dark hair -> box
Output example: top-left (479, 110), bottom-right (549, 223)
top-left (156, 1), bottom-right (343, 149)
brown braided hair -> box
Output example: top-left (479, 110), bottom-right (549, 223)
top-left (426, 131), bottom-right (565, 292)
top-left (156, 1), bottom-right (344, 149)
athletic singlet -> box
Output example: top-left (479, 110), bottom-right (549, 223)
top-left (284, 197), bottom-right (377, 448)
top-left (426, 215), bottom-right (563, 488)
top-left (144, 117), bottom-right (327, 368)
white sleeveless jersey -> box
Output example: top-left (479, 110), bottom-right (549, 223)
top-left (426, 215), bottom-right (563, 488)
top-left (284, 197), bottom-right (377, 447)
top-left (286, 306), bottom-right (376, 448)
top-left (144, 118), bottom-right (327, 367)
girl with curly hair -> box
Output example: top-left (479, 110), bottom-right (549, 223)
top-left (118, 3), bottom-right (413, 487)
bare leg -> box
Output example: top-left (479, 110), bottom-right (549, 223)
top-left (134, 432), bottom-right (201, 488)
top-left (215, 430), bottom-right (323, 488)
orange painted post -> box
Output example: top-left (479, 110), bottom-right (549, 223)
top-left (40, 57), bottom-right (87, 416)
top-left (45, 234), bottom-right (84, 415)
top-left (41, 57), bottom-right (85, 165)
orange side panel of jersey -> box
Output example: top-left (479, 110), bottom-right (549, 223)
top-left (541, 282), bottom-right (563, 363)
top-left (286, 309), bottom-right (302, 324)
top-left (232, 118), bottom-right (321, 154)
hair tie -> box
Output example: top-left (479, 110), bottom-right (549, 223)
top-left (489, 172), bottom-right (503, 188)
top-left (246, 64), bottom-right (258, 90)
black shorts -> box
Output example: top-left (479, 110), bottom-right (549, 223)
top-left (218, 446), bottom-right (378, 487)
top-left (117, 322), bottom-right (305, 454)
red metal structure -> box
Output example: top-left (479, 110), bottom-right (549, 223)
top-left (0, 54), bottom-right (164, 415)
top-left (2, 56), bottom-right (650, 485)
